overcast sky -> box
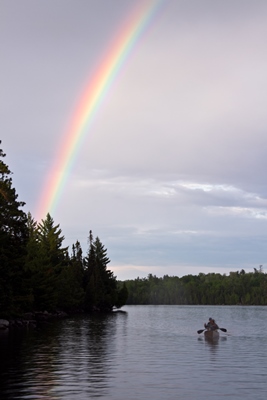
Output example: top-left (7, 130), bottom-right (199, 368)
top-left (1, 0), bottom-right (267, 280)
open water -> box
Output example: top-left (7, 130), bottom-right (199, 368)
top-left (1, 305), bottom-right (267, 399)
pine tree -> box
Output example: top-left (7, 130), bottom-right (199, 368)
top-left (25, 213), bottom-right (69, 311)
top-left (37, 213), bottom-right (68, 270)
top-left (83, 231), bottom-right (127, 311)
top-left (0, 142), bottom-right (29, 315)
top-left (94, 236), bottom-right (117, 310)
top-left (115, 282), bottom-right (129, 308)
top-left (84, 234), bottom-right (99, 311)
top-left (57, 241), bottom-right (85, 311)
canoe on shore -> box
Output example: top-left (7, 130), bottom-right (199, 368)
top-left (204, 330), bottom-right (219, 339)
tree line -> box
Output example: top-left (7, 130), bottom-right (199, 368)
top-left (124, 268), bottom-right (267, 305)
top-left (0, 141), bottom-right (128, 318)
top-left (2, 141), bottom-right (266, 316)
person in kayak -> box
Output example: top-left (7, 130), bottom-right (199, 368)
top-left (204, 318), bottom-right (219, 331)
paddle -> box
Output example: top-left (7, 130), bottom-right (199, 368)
top-left (197, 327), bottom-right (227, 334)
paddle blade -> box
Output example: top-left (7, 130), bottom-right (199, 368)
top-left (219, 328), bottom-right (227, 332)
top-left (197, 329), bottom-right (205, 334)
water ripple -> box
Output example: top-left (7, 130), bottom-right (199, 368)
top-left (1, 306), bottom-right (267, 399)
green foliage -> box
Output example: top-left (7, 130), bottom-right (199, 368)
top-left (125, 269), bottom-right (267, 305)
top-left (57, 240), bottom-right (85, 310)
top-left (57, 264), bottom-right (85, 311)
top-left (0, 142), bottom-right (29, 315)
top-left (115, 282), bottom-right (128, 308)
top-left (25, 213), bottom-right (70, 311)
top-left (37, 213), bottom-right (68, 269)
top-left (84, 232), bottom-right (123, 312)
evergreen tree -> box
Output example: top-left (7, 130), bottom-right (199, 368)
top-left (25, 212), bottom-right (39, 272)
top-left (0, 142), bottom-right (29, 315)
top-left (84, 233), bottom-right (99, 311)
top-left (23, 212), bottom-right (39, 310)
top-left (57, 241), bottom-right (85, 311)
top-left (25, 213), bottom-right (69, 311)
top-left (94, 236), bottom-right (117, 310)
top-left (83, 231), bottom-right (127, 311)
top-left (115, 282), bottom-right (128, 308)
top-left (37, 213), bottom-right (68, 271)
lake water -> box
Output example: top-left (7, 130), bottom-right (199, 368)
top-left (1, 305), bottom-right (267, 399)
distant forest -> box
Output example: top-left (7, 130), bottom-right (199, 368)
top-left (124, 268), bottom-right (267, 305)
top-left (0, 142), bottom-right (127, 318)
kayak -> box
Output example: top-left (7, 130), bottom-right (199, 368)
top-left (204, 330), bottom-right (219, 339)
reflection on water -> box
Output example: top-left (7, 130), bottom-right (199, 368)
top-left (0, 312), bottom-right (128, 399)
top-left (198, 334), bottom-right (220, 357)
top-left (198, 334), bottom-right (228, 360)
top-left (1, 306), bottom-right (267, 400)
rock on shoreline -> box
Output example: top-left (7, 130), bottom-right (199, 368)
top-left (0, 319), bottom-right (9, 330)
top-left (0, 311), bottom-right (68, 330)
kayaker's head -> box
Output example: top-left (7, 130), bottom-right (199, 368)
top-left (209, 317), bottom-right (212, 321)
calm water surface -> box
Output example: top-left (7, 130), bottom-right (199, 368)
top-left (1, 305), bottom-right (267, 399)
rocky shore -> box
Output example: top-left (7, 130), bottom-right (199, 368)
top-left (0, 311), bottom-right (68, 330)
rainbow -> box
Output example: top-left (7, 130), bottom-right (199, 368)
top-left (36, 0), bottom-right (164, 220)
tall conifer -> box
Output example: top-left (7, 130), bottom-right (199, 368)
top-left (0, 142), bottom-right (28, 315)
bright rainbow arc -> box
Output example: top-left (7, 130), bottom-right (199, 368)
top-left (36, 0), bottom-right (163, 221)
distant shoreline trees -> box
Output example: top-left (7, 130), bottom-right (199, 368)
top-left (0, 141), bottom-right (127, 317)
top-left (123, 269), bottom-right (267, 305)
